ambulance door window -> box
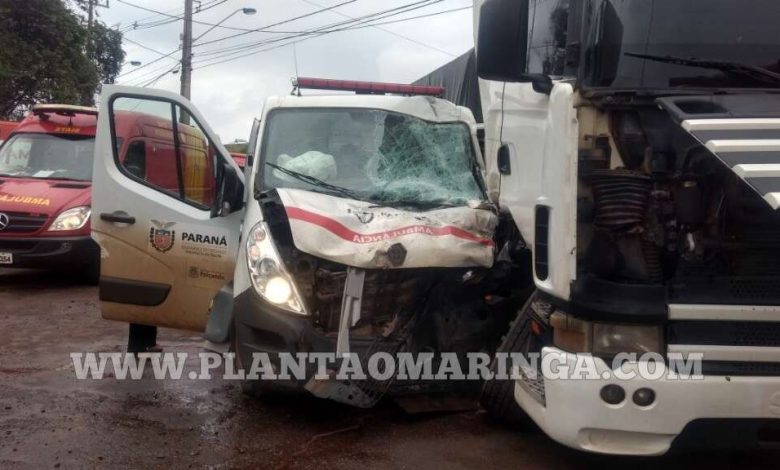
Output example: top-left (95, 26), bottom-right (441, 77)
top-left (110, 97), bottom-right (222, 211)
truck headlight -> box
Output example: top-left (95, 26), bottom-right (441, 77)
top-left (246, 222), bottom-right (306, 314)
top-left (550, 311), bottom-right (661, 356)
top-left (592, 323), bottom-right (661, 356)
top-left (48, 206), bottom-right (91, 231)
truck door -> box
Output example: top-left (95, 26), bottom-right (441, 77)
top-left (483, 81), bottom-right (579, 301)
top-left (91, 86), bottom-right (245, 331)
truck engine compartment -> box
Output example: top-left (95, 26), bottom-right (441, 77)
top-left (577, 101), bottom-right (780, 308)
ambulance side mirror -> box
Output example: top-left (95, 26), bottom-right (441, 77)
top-left (215, 163), bottom-right (244, 217)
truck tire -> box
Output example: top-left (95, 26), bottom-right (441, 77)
top-left (480, 292), bottom-right (538, 428)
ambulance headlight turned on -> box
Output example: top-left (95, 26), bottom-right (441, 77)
top-left (246, 222), bottom-right (306, 314)
top-left (48, 206), bottom-right (91, 231)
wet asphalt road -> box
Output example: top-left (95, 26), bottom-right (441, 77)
top-left (1, 268), bottom-right (779, 469)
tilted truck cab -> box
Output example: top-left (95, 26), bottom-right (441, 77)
top-left (474, 0), bottom-right (780, 456)
top-left (91, 81), bottom-right (533, 407)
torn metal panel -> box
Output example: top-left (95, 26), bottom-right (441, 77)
top-left (336, 267), bottom-right (365, 356)
top-left (275, 188), bottom-right (497, 269)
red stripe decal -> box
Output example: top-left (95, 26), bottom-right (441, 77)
top-left (284, 206), bottom-right (494, 247)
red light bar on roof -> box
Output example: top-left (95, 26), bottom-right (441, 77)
top-left (293, 77), bottom-right (445, 97)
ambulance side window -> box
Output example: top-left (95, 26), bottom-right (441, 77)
top-left (110, 97), bottom-right (222, 211)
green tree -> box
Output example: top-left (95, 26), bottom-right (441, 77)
top-left (89, 21), bottom-right (125, 84)
top-left (0, 0), bottom-right (124, 119)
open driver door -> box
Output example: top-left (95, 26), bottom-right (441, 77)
top-left (91, 86), bottom-right (245, 332)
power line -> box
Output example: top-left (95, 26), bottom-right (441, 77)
top-left (302, 0), bottom-right (458, 57)
top-left (124, 61), bottom-right (181, 86)
top-left (116, 0), bottom-right (359, 79)
top-left (116, 48), bottom-right (180, 78)
top-left (341, 5), bottom-right (471, 30)
top-left (193, 1), bottom-right (460, 70)
top-left (192, 0), bottom-right (447, 65)
top-left (193, 0), bottom-right (442, 60)
top-left (117, 0), bottom-right (223, 32)
top-left (117, 0), bottom-right (469, 84)
top-left (140, 64), bottom-right (180, 87)
top-left (123, 37), bottom-right (174, 58)
top-left (194, 0), bottom-right (359, 47)
top-left (116, 0), bottom-right (262, 33)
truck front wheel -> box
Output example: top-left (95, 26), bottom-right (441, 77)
top-left (480, 292), bottom-right (541, 428)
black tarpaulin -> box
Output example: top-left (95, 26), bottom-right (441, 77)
top-left (413, 48), bottom-right (483, 123)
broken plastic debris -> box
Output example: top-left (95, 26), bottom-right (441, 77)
top-left (274, 151), bottom-right (337, 182)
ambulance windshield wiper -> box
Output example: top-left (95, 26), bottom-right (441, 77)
top-left (625, 52), bottom-right (780, 85)
top-left (265, 162), bottom-right (361, 201)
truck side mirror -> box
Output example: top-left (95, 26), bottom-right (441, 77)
top-left (476, 0), bottom-right (530, 82)
top-left (497, 144), bottom-right (511, 175)
top-left (587, 0), bottom-right (624, 86)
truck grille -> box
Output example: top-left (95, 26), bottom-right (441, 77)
top-left (0, 211), bottom-right (49, 234)
top-left (668, 321), bottom-right (780, 348)
top-left (668, 321), bottom-right (780, 376)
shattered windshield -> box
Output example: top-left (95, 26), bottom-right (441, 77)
top-left (0, 133), bottom-right (94, 181)
top-left (260, 108), bottom-right (485, 207)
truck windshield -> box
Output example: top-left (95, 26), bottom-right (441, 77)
top-left (260, 108), bottom-right (485, 207)
top-left (583, 0), bottom-right (780, 89)
top-left (0, 133), bottom-right (94, 181)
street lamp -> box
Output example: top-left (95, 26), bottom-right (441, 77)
top-left (181, 5), bottom-right (256, 99)
top-left (192, 7), bottom-right (257, 43)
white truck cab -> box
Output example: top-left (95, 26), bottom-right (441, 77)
top-left (91, 79), bottom-right (533, 407)
top-left (473, 0), bottom-right (780, 456)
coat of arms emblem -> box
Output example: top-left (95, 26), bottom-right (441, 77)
top-left (149, 220), bottom-right (176, 253)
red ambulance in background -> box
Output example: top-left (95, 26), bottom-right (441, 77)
top-left (0, 105), bottom-right (100, 280)
top-left (0, 104), bottom-right (221, 282)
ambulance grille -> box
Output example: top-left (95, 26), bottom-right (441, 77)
top-left (0, 212), bottom-right (49, 234)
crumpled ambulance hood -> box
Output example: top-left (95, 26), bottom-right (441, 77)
top-left (275, 188), bottom-right (497, 269)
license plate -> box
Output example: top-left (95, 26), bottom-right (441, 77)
top-left (0, 252), bottom-right (12, 265)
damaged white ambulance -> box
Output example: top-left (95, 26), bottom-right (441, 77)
top-left (91, 79), bottom-right (532, 406)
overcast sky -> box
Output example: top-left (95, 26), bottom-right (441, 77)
top-left (90, 0), bottom-right (474, 143)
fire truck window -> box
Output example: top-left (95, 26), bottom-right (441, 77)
top-left (123, 140), bottom-right (146, 179)
top-left (175, 107), bottom-right (217, 208)
top-left (110, 97), bottom-right (222, 210)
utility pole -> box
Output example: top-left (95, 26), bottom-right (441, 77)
top-left (86, 0), bottom-right (109, 56)
top-left (180, 0), bottom-right (193, 100)
top-left (87, 0), bottom-right (94, 33)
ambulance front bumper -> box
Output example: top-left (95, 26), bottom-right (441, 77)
top-left (0, 236), bottom-right (99, 269)
top-left (515, 346), bottom-right (780, 456)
